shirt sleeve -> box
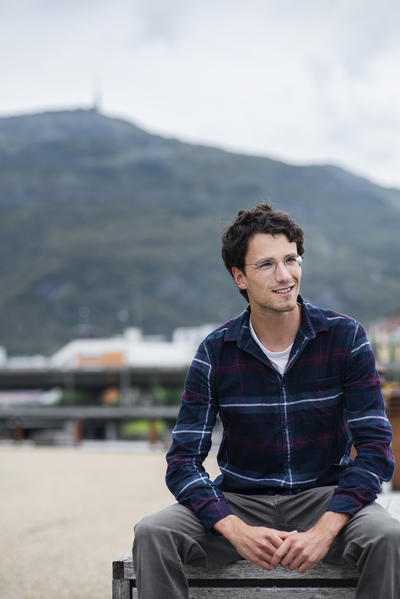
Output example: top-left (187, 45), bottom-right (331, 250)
top-left (326, 322), bottom-right (395, 516)
top-left (165, 340), bottom-right (233, 532)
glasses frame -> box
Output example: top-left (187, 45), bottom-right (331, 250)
top-left (245, 254), bottom-right (303, 274)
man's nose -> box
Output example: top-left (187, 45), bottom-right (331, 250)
top-left (274, 261), bottom-right (291, 280)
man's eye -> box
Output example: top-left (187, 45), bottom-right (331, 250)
top-left (257, 261), bottom-right (273, 269)
top-left (286, 256), bottom-right (297, 264)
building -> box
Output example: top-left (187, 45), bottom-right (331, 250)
top-left (49, 324), bottom-right (217, 370)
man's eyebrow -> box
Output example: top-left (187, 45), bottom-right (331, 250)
top-left (253, 253), bottom-right (297, 265)
top-left (253, 257), bottom-right (273, 266)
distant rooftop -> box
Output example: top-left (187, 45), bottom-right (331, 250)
top-left (0, 323), bottom-right (218, 371)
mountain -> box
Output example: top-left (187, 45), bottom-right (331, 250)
top-left (1, 108), bottom-right (400, 354)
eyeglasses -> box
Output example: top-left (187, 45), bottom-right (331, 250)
top-left (245, 254), bottom-right (302, 275)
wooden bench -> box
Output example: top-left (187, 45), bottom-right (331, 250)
top-left (112, 554), bottom-right (359, 598)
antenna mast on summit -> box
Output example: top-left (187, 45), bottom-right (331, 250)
top-left (92, 80), bottom-right (102, 113)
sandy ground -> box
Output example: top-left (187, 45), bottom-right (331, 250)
top-left (0, 443), bottom-right (221, 599)
top-left (1, 443), bottom-right (399, 599)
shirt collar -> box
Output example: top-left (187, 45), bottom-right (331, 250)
top-left (223, 295), bottom-right (330, 348)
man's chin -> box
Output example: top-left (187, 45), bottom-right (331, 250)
top-left (276, 303), bottom-right (297, 312)
top-left (271, 295), bottom-right (299, 312)
top-left (271, 289), bottom-right (299, 312)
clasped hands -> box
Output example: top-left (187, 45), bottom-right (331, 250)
top-left (230, 524), bottom-right (328, 574)
top-left (214, 512), bottom-right (349, 574)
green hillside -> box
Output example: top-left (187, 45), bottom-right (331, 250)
top-left (1, 108), bottom-right (399, 354)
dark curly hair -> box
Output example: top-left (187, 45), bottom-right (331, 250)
top-left (221, 203), bottom-right (304, 301)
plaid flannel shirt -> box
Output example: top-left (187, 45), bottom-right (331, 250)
top-left (166, 296), bottom-right (394, 532)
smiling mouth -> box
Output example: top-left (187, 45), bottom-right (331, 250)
top-left (272, 285), bottom-right (295, 295)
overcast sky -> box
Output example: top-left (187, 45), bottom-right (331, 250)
top-left (1, 0), bottom-right (399, 188)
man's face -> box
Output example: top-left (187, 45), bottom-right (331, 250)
top-left (232, 233), bottom-right (301, 315)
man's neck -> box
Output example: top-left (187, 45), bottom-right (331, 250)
top-left (250, 304), bottom-right (301, 352)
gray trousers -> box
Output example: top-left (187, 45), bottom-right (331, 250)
top-left (132, 487), bottom-right (400, 599)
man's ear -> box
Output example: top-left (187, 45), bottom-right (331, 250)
top-left (232, 267), bottom-right (247, 291)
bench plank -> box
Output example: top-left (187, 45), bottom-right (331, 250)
top-left (131, 588), bottom-right (355, 598)
top-left (113, 555), bottom-right (358, 599)
top-left (112, 579), bottom-right (131, 599)
top-left (184, 559), bottom-right (358, 582)
top-left (115, 555), bottom-right (358, 582)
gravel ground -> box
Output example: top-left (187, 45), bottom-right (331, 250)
top-left (0, 443), bottom-right (217, 599)
top-left (0, 444), bottom-right (399, 599)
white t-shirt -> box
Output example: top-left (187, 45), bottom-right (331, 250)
top-left (249, 319), bottom-right (292, 375)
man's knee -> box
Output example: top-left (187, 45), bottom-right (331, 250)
top-left (134, 514), bottom-right (155, 540)
top-left (373, 517), bottom-right (400, 553)
top-left (133, 504), bottom-right (202, 553)
top-left (345, 503), bottom-right (400, 563)
top-left (133, 512), bottom-right (168, 554)
top-left (133, 505), bottom-right (210, 569)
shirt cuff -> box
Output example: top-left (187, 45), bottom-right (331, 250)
top-left (326, 487), bottom-right (376, 517)
top-left (195, 498), bottom-right (234, 533)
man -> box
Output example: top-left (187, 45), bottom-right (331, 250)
top-left (133, 203), bottom-right (399, 598)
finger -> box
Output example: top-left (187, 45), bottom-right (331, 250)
top-left (253, 556), bottom-right (275, 571)
top-left (251, 543), bottom-right (282, 570)
top-left (270, 543), bottom-right (290, 568)
top-left (279, 547), bottom-right (298, 568)
top-left (286, 554), bottom-right (304, 571)
top-left (254, 534), bottom-right (282, 555)
top-left (268, 536), bottom-right (285, 550)
top-left (259, 542), bottom-right (285, 563)
top-left (297, 560), bottom-right (313, 574)
top-left (260, 547), bottom-right (276, 560)
top-left (272, 531), bottom-right (298, 554)
top-left (279, 530), bottom-right (298, 539)
top-left (268, 530), bottom-right (296, 550)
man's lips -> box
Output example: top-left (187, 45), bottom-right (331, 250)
top-left (272, 284), bottom-right (295, 295)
